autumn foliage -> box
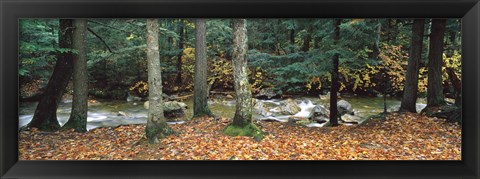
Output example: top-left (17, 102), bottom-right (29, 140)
top-left (19, 113), bottom-right (461, 160)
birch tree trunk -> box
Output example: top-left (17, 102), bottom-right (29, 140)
top-left (231, 19), bottom-right (253, 127)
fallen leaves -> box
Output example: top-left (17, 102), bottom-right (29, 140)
top-left (19, 113), bottom-right (461, 160)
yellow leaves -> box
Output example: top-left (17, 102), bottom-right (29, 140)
top-left (126, 33), bottom-right (136, 40)
top-left (129, 81), bottom-right (148, 96)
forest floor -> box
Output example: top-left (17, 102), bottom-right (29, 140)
top-left (19, 113), bottom-right (461, 160)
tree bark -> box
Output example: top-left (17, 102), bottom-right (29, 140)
top-left (231, 19), bottom-right (253, 127)
top-left (145, 19), bottom-right (173, 144)
top-left (176, 20), bottom-right (185, 84)
top-left (399, 19), bottom-right (425, 113)
top-left (63, 19), bottom-right (88, 132)
top-left (26, 19), bottom-right (74, 131)
top-left (426, 19), bottom-right (446, 108)
top-left (302, 24), bottom-right (312, 52)
top-left (329, 19), bottom-right (341, 127)
top-left (193, 19), bottom-right (212, 117)
top-left (290, 30), bottom-right (295, 45)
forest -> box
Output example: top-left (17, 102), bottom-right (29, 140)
top-left (18, 18), bottom-right (461, 160)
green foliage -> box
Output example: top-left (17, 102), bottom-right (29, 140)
top-left (19, 18), bottom-right (462, 99)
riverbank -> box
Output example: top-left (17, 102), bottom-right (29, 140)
top-left (19, 113), bottom-right (461, 160)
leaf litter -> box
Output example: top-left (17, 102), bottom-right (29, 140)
top-left (19, 113), bottom-right (461, 160)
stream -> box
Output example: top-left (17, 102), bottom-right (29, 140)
top-left (18, 95), bottom-right (427, 131)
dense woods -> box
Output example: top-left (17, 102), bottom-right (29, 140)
top-left (19, 18), bottom-right (461, 160)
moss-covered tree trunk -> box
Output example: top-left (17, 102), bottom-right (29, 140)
top-left (426, 19), bottom-right (447, 108)
top-left (399, 19), bottom-right (425, 113)
top-left (63, 19), bottom-right (88, 132)
top-left (225, 19), bottom-right (262, 139)
top-left (145, 19), bottom-right (173, 144)
top-left (329, 19), bottom-right (341, 127)
top-left (26, 19), bottom-right (74, 131)
top-left (193, 19), bottom-right (212, 117)
top-left (232, 19), bottom-right (253, 126)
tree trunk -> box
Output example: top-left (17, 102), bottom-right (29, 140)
top-left (193, 19), bottom-right (212, 117)
top-left (446, 67), bottom-right (462, 107)
top-left (290, 30), bottom-right (295, 45)
top-left (145, 19), bottom-right (173, 144)
top-left (302, 24), bottom-right (312, 52)
top-left (231, 19), bottom-right (253, 127)
top-left (399, 19), bottom-right (425, 113)
top-left (26, 19), bottom-right (74, 131)
top-left (63, 19), bottom-right (88, 132)
top-left (426, 19), bottom-right (446, 108)
top-left (329, 19), bottom-right (341, 127)
top-left (176, 20), bottom-right (185, 84)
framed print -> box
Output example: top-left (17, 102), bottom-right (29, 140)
top-left (1, 0), bottom-right (479, 178)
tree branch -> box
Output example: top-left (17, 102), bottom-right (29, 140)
top-left (87, 27), bottom-right (113, 53)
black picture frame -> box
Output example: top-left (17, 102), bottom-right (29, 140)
top-left (1, 0), bottom-right (479, 178)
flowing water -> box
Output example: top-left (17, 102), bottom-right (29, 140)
top-left (18, 95), bottom-right (426, 131)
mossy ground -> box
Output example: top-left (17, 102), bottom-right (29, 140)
top-left (224, 122), bottom-right (263, 140)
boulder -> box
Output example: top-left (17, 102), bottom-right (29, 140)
top-left (127, 93), bottom-right (142, 102)
top-left (278, 98), bottom-right (301, 115)
top-left (308, 105), bottom-right (330, 123)
top-left (143, 101), bottom-right (187, 122)
top-left (255, 88), bottom-right (282, 99)
top-left (337, 99), bottom-right (354, 115)
top-left (163, 101), bottom-right (187, 122)
top-left (253, 100), bottom-right (273, 117)
top-left (340, 114), bottom-right (360, 124)
top-left (144, 101), bottom-right (187, 110)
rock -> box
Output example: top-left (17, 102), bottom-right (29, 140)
top-left (144, 100), bottom-right (187, 111)
top-left (337, 99), bottom-right (354, 115)
top-left (279, 98), bottom-right (301, 115)
top-left (253, 100), bottom-right (273, 117)
top-left (144, 101), bottom-right (150, 109)
top-left (226, 94), bottom-right (234, 99)
top-left (257, 116), bottom-right (288, 123)
top-left (163, 101), bottom-right (187, 122)
top-left (255, 88), bottom-right (282, 99)
top-left (117, 111), bottom-right (130, 117)
top-left (308, 105), bottom-right (330, 123)
top-left (288, 116), bottom-right (309, 125)
top-left (306, 121), bottom-right (329, 128)
top-left (340, 114), bottom-right (360, 124)
top-left (127, 93), bottom-right (142, 102)
top-left (319, 92), bottom-right (341, 101)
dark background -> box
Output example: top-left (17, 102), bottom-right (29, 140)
top-left (1, 0), bottom-right (479, 178)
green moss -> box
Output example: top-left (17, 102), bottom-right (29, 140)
top-left (61, 114), bottom-right (87, 133)
top-left (224, 123), bottom-right (263, 140)
top-left (193, 106), bottom-right (214, 118)
top-left (145, 122), bottom-right (175, 144)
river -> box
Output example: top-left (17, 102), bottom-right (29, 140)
top-left (18, 95), bottom-right (427, 131)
